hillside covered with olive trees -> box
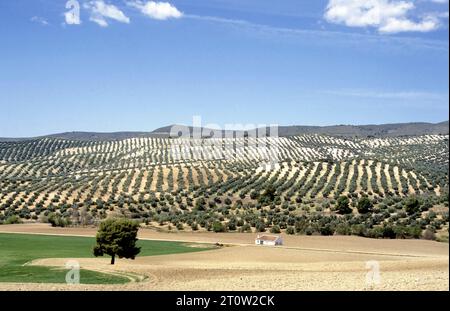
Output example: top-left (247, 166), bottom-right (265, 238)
top-left (0, 124), bottom-right (448, 241)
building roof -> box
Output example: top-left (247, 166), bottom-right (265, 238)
top-left (256, 235), bottom-right (280, 242)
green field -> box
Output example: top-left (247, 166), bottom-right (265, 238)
top-left (0, 233), bottom-right (213, 284)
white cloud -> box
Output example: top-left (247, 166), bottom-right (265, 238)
top-left (90, 16), bottom-right (109, 27)
top-left (127, 1), bottom-right (183, 20)
top-left (324, 0), bottom-right (444, 33)
top-left (84, 0), bottom-right (130, 27)
top-left (379, 15), bottom-right (440, 33)
top-left (31, 16), bottom-right (49, 26)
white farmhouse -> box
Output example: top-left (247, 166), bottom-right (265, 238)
top-left (255, 235), bottom-right (283, 246)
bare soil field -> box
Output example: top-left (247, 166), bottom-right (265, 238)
top-left (0, 224), bottom-right (448, 291)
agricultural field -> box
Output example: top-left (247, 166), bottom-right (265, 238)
top-left (0, 232), bottom-right (213, 284)
top-left (0, 133), bottom-right (448, 240)
top-left (0, 225), bottom-right (447, 291)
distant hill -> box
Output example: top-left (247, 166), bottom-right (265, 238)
top-left (45, 131), bottom-right (169, 141)
top-left (0, 131), bottom-right (169, 142)
top-left (0, 121), bottom-right (448, 141)
top-left (154, 121), bottom-right (449, 138)
top-left (276, 121), bottom-right (449, 137)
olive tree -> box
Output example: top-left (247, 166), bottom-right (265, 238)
top-left (336, 196), bottom-right (352, 215)
top-left (357, 197), bottom-right (373, 214)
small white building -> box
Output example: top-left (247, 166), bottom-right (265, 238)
top-left (255, 235), bottom-right (283, 246)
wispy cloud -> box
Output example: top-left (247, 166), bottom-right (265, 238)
top-left (184, 14), bottom-right (449, 52)
top-left (322, 89), bottom-right (449, 101)
top-left (184, 14), bottom-right (253, 28)
top-left (30, 16), bottom-right (49, 26)
top-left (84, 0), bottom-right (130, 27)
top-left (127, 1), bottom-right (183, 20)
top-left (324, 0), bottom-right (446, 34)
top-left (56, 1), bottom-right (447, 52)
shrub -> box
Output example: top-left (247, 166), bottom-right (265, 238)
top-left (421, 199), bottom-right (433, 212)
top-left (270, 225), bottom-right (281, 234)
top-left (258, 184), bottom-right (276, 204)
top-left (256, 221), bottom-right (266, 232)
top-left (351, 224), bottom-right (367, 237)
top-left (176, 223), bottom-right (184, 230)
top-left (240, 223), bottom-right (252, 233)
top-left (250, 191), bottom-right (259, 200)
top-left (286, 226), bottom-right (295, 235)
top-left (335, 223), bottom-right (351, 235)
top-left (294, 220), bottom-right (308, 234)
top-left (305, 226), bottom-right (315, 236)
top-left (357, 197), bottom-right (373, 214)
top-left (366, 227), bottom-right (384, 239)
top-left (47, 213), bottom-right (71, 227)
top-left (227, 219), bottom-right (237, 231)
top-left (394, 225), bottom-right (421, 239)
top-left (320, 224), bottom-right (334, 236)
top-left (212, 221), bottom-right (225, 233)
top-left (404, 197), bottom-right (420, 215)
top-left (382, 225), bottom-right (396, 239)
top-left (4, 215), bottom-right (22, 225)
top-left (336, 196), bottom-right (352, 215)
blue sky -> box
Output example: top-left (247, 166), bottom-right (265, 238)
top-left (0, 0), bottom-right (448, 137)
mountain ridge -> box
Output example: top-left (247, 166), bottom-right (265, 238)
top-left (1, 120), bottom-right (448, 142)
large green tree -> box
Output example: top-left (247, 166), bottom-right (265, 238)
top-left (93, 218), bottom-right (141, 265)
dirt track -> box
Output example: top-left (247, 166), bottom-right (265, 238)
top-left (0, 224), bottom-right (448, 291)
